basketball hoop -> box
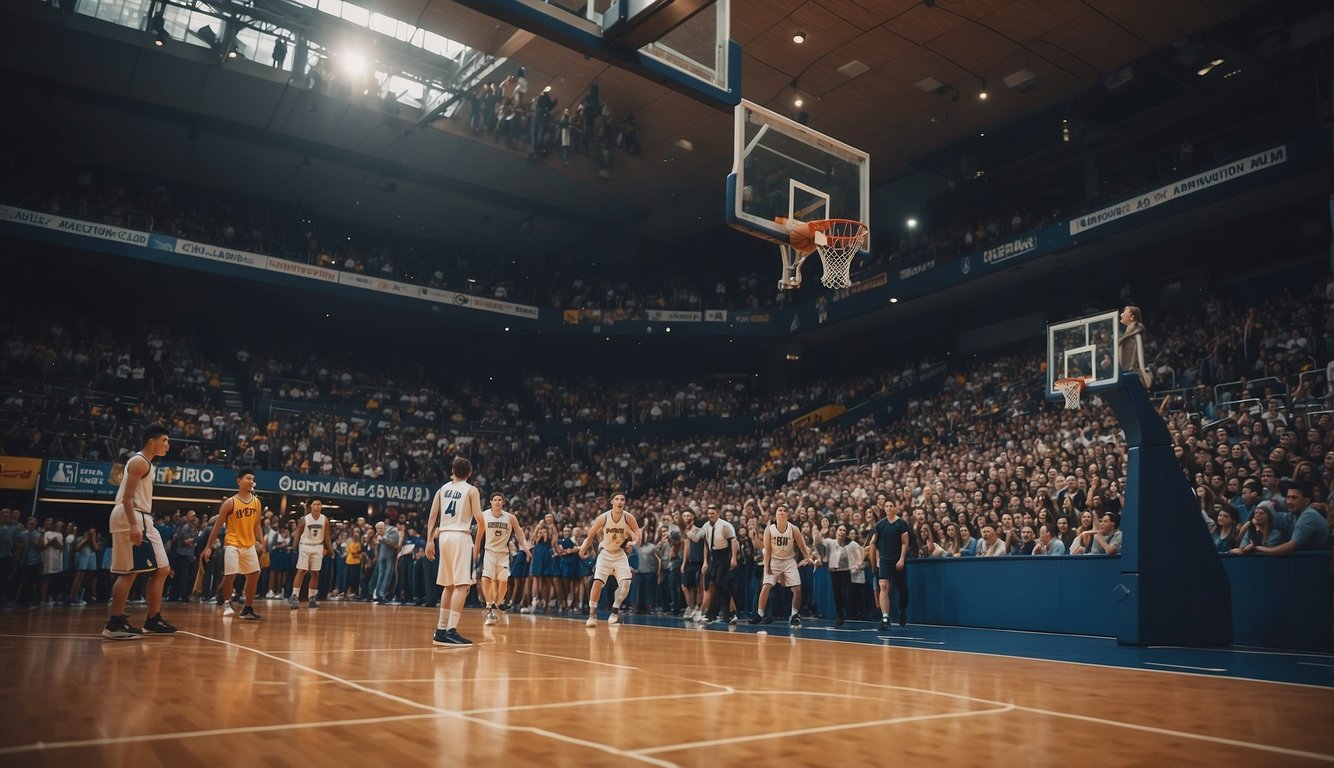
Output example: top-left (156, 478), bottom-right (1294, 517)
top-left (775, 217), bottom-right (869, 290)
top-left (1054, 377), bottom-right (1086, 410)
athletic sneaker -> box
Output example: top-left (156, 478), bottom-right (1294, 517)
top-left (445, 628), bottom-right (472, 645)
top-left (102, 615), bottom-right (143, 640)
top-left (143, 613), bottom-right (177, 634)
top-left (761, 614), bottom-right (775, 625)
top-left (834, 618), bottom-right (845, 627)
top-left (608, 609), bottom-right (620, 625)
top-left (289, 596), bottom-right (299, 610)
top-left (484, 609), bottom-right (497, 626)
top-left (223, 599), bottom-right (237, 617)
top-left (308, 599), bottom-right (318, 609)
top-left (789, 615), bottom-right (801, 628)
top-left (748, 613), bottom-right (764, 625)
top-left (239, 606), bottom-right (261, 621)
top-left (585, 615), bottom-right (597, 627)
top-left (899, 615), bottom-right (907, 627)
top-left (879, 621), bottom-right (891, 633)
top-left (728, 616), bottom-right (738, 626)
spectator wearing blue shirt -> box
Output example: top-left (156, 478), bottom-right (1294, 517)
top-left (1255, 481), bottom-right (1329, 555)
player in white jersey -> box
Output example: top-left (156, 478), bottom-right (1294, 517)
top-left (577, 492), bottom-right (642, 627)
top-left (103, 424), bottom-right (175, 640)
top-left (425, 457), bottom-right (486, 646)
top-left (474, 492), bottom-right (532, 626)
top-left (749, 504), bottom-right (819, 627)
top-left (290, 498), bottom-right (334, 610)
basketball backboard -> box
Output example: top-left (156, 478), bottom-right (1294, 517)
top-left (726, 100), bottom-right (870, 253)
top-left (1046, 311), bottom-right (1120, 397)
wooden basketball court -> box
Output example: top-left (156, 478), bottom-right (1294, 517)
top-left (2, 604), bottom-right (1331, 766)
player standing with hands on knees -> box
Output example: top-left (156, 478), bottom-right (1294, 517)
top-left (579, 492), bottom-right (641, 627)
top-left (426, 457), bottom-right (485, 646)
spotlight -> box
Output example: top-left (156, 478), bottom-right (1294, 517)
top-left (793, 31), bottom-right (806, 44)
top-left (794, 97), bottom-right (803, 108)
top-left (978, 80), bottom-right (989, 100)
top-left (906, 218), bottom-right (918, 229)
top-left (153, 30), bottom-right (168, 47)
top-left (227, 46), bottom-right (240, 59)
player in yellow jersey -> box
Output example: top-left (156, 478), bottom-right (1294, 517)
top-left (202, 468), bottom-right (266, 620)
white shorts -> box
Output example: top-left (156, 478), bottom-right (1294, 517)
top-left (592, 550), bottom-right (633, 584)
top-left (435, 532), bottom-right (475, 587)
top-left (296, 546), bottom-right (324, 572)
top-left (481, 549), bottom-right (510, 581)
top-left (762, 558), bottom-right (801, 588)
top-left (110, 524), bottom-right (168, 574)
top-left (224, 545), bottom-right (261, 576)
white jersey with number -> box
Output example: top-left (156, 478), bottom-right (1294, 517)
top-left (767, 523), bottom-right (798, 562)
top-left (483, 509), bottom-right (513, 554)
top-left (436, 480), bottom-right (474, 533)
top-left (300, 513), bottom-right (326, 548)
top-left (599, 510), bottom-right (632, 556)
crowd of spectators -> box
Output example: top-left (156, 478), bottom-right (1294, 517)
top-left (3, 271), bottom-right (1330, 619)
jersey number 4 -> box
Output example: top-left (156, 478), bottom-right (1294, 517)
top-left (444, 500), bottom-right (458, 518)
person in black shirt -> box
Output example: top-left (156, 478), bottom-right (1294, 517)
top-left (870, 502), bottom-right (910, 633)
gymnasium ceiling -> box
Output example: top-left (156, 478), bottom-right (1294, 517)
top-left (0, 0), bottom-right (1279, 260)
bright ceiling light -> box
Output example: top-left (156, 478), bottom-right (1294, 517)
top-left (793, 31), bottom-right (806, 44)
top-left (340, 52), bottom-right (368, 76)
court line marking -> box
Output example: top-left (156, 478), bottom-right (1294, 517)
top-left (262, 646), bottom-right (454, 654)
top-left (1144, 662), bottom-right (1228, 672)
top-left (825, 675), bottom-right (1334, 764)
top-left (1151, 645), bottom-right (1334, 660)
top-left (0, 713), bottom-right (441, 755)
top-left (1014, 702), bottom-right (1334, 763)
top-left (635, 705), bottom-right (1015, 755)
top-left (515, 649), bottom-right (638, 670)
top-left (1298, 662), bottom-right (1334, 669)
top-left (174, 631), bottom-right (678, 768)
top-left (608, 619), bottom-right (1334, 690)
top-left (876, 637), bottom-right (945, 645)
top-left (250, 675), bottom-right (583, 686)
top-left (0, 633), bottom-right (117, 640)
top-left (463, 690), bottom-right (730, 716)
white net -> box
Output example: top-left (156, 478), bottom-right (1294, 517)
top-left (1054, 378), bottom-right (1085, 410)
top-left (814, 220), bottom-right (868, 290)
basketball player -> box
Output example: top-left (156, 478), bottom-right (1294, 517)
top-left (290, 499), bottom-right (333, 610)
top-left (103, 424), bottom-right (175, 639)
top-left (201, 468), bottom-right (265, 620)
top-left (425, 457), bottom-right (486, 646)
top-left (578, 491), bottom-right (642, 627)
top-left (475, 492), bottom-right (532, 625)
top-left (749, 504), bottom-right (818, 627)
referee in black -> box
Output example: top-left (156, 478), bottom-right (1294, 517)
top-left (701, 506), bottom-right (737, 624)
